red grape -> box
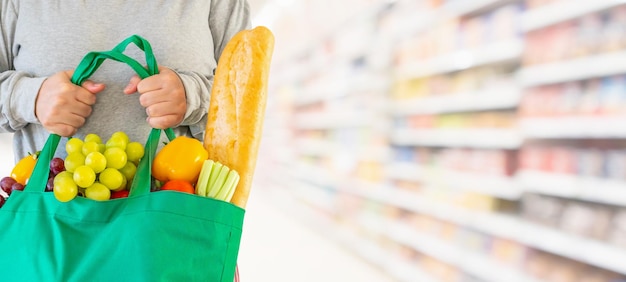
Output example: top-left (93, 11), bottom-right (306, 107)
top-left (0, 196), bottom-right (5, 208)
top-left (46, 177), bottom-right (54, 192)
top-left (50, 157), bottom-right (65, 176)
top-left (11, 182), bottom-right (24, 192)
top-left (1, 177), bottom-right (16, 195)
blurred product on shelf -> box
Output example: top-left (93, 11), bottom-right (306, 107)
top-left (610, 209), bottom-right (626, 249)
top-left (519, 144), bottom-right (626, 180)
top-left (392, 146), bottom-right (517, 177)
top-left (524, 249), bottom-right (625, 282)
top-left (520, 76), bottom-right (626, 117)
top-left (524, 6), bottom-right (626, 66)
top-left (394, 3), bottom-right (522, 64)
top-left (393, 111), bottom-right (518, 132)
top-left (521, 192), bottom-right (626, 248)
top-left (392, 65), bottom-right (517, 100)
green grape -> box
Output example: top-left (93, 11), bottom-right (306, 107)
top-left (119, 162), bottom-right (137, 183)
top-left (104, 147), bottom-right (127, 170)
top-left (85, 182), bottom-right (110, 201)
top-left (118, 175), bottom-right (128, 191)
top-left (99, 168), bottom-right (124, 191)
top-left (82, 141), bottom-right (100, 156)
top-left (54, 171), bottom-right (73, 186)
top-left (106, 134), bottom-right (128, 150)
top-left (84, 133), bottom-right (102, 144)
top-left (111, 131), bottom-right (130, 144)
top-left (85, 152), bottom-right (107, 173)
top-left (73, 165), bottom-right (96, 188)
top-left (64, 152), bottom-right (86, 173)
top-left (53, 175), bottom-right (78, 202)
top-left (125, 142), bottom-right (145, 164)
top-left (65, 138), bottom-right (84, 155)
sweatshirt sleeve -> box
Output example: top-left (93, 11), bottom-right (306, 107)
top-left (0, 0), bottom-right (45, 133)
top-left (176, 0), bottom-right (251, 139)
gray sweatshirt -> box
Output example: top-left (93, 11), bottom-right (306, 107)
top-left (0, 0), bottom-right (251, 161)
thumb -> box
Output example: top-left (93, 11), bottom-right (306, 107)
top-left (123, 75), bottom-right (141, 94)
top-left (82, 80), bottom-right (106, 94)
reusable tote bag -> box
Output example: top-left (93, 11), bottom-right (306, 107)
top-left (0, 35), bottom-right (244, 282)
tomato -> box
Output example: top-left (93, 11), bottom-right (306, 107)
top-left (160, 180), bottom-right (195, 194)
top-left (110, 190), bottom-right (130, 199)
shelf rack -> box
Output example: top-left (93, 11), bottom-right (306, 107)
top-left (257, 0), bottom-right (626, 279)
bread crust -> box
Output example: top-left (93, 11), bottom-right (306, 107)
top-left (203, 26), bottom-right (275, 208)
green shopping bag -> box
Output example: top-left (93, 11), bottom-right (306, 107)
top-left (0, 35), bottom-right (244, 282)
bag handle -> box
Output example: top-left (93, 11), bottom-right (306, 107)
top-left (111, 34), bottom-right (159, 76)
top-left (25, 35), bottom-right (175, 197)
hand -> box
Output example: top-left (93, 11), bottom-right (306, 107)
top-left (123, 67), bottom-right (186, 129)
top-left (35, 71), bottom-right (105, 137)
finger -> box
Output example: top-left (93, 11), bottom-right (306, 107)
top-left (81, 80), bottom-right (106, 94)
top-left (144, 101), bottom-right (185, 118)
top-left (138, 88), bottom-right (186, 109)
top-left (75, 88), bottom-right (98, 105)
top-left (68, 102), bottom-right (93, 118)
top-left (62, 70), bottom-right (75, 79)
top-left (124, 75), bottom-right (142, 94)
top-left (47, 113), bottom-right (86, 136)
top-left (147, 115), bottom-right (181, 129)
top-left (136, 75), bottom-right (163, 95)
top-left (49, 124), bottom-right (77, 137)
top-left (61, 114), bottom-right (87, 129)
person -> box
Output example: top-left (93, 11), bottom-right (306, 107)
top-left (0, 0), bottom-right (251, 162)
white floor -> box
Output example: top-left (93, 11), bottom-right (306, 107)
top-left (238, 190), bottom-right (395, 282)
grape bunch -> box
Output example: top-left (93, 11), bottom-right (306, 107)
top-left (0, 155), bottom-right (64, 208)
top-left (53, 131), bottom-right (145, 202)
top-left (0, 177), bottom-right (22, 208)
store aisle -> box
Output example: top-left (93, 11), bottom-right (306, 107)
top-left (237, 189), bottom-right (395, 282)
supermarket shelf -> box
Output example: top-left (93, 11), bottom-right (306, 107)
top-left (295, 138), bottom-right (391, 162)
top-left (270, 181), bottom-right (435, 282)
top-left (520, 117), bottom-right (626, 138)
top-left (396, 39), bottom-right (523, 80)
top-left (295, 138), bottom-right (334, 157)
top-left (272, 1), bottom-right (385, 65)
top-left (384, 162), bottom-right (424, 183)
top-left (293, 180), bottom-right (337, 214)
top-left (294, 111), bottom-right (374, 130)
top-left (441, 0), bottom-right (519, 17)
top-left (517, 170), bottom-right (626, 206)
top-left (390, 128), bottom-right (523, 149)
top-left (379, 219), bottom-right (540, 282)
top-left (354, 215), bottom-right (440, 282)
top-left (390, 88), bottom-right (521, 116)
top-left (292, 163), bottom-right (336, 188)
top-left (342, 230), bottom-right (437, 282)
top-left (386, 0), bottom-right (515, 42)
top-left (371, 188), bottom-right (626, 275)
top-left (294, 78), bottom-right (352, 106)
top-left (518, 50), bottom-right (626, 87)
top-left (294, 91), bottom-right (332, 107)
top-left (521, 0), bottom-right (624, 32)
top-left (386, 162), bottom-right (522, 200)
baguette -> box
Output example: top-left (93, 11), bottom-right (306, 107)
top-left (203, 26), bottom-right (275, 208)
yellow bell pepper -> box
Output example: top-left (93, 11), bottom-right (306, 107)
top-left (11, 152), bottom-right (39, 185)
top-left (152, 136), bottom-right (208, 184)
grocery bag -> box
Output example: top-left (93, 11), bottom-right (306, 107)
top-left (0, 35), bottom-right (244, 282)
